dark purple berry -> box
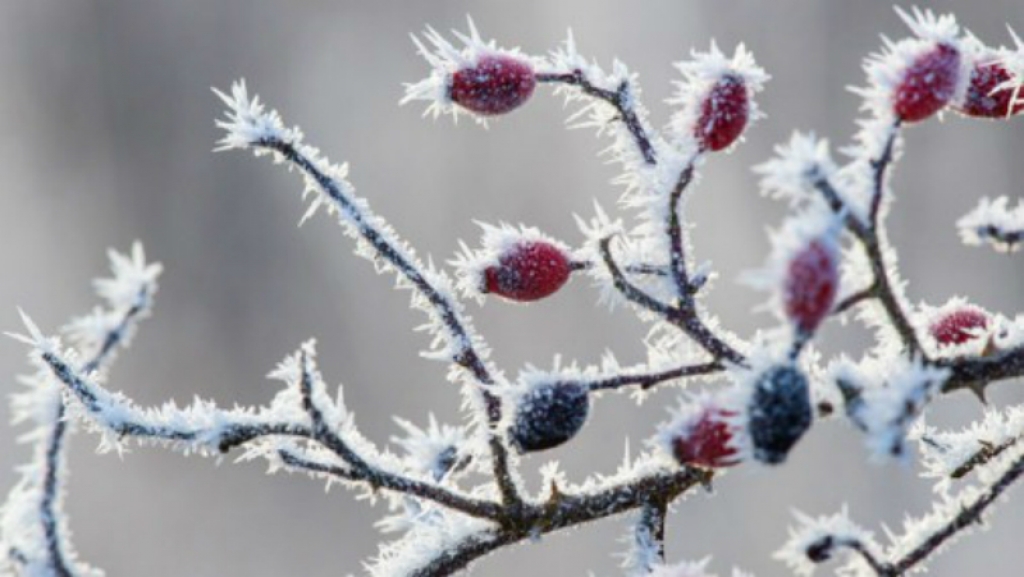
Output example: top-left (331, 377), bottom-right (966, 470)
top-left (747, 365), bottom-right (812, 465)
top-left (509, 382), bottom-right (589, 453)
top-left (450, 55), bottom-right (536, 116)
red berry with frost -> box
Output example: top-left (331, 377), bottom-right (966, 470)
top-left (893, 43), bottom-right (961, 122)
top-left (671, 408), bottom-right (740, 468)
top-left (695, 74), bottom-right (749, 151)
top-left (509, 382), bottom-right (590, 453)
top-left (930, 307), bottom-right (989, 345)
top-left (450, 55), bottom-right (536, 116)
top-left (955, 61), bottom-right (1024, 118)
top-left (483, 241), bottom-right (572, 302)
top-left (748, 364), bottom-right (812, 465)
top-left (784, 239), bottom-right (838, 336)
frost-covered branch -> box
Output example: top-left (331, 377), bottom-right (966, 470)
top-left (957, 196), bottom-right (1024, 252)
top-left (535, 68), bottom-right (657, 165)
top-left (213, 81), bottom-right (524, 509)
top-left (1, 243), bottom-right (160, 577)
top-left (22, 337), bottom-right (504, 524)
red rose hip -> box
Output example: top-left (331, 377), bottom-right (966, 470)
top-left (784, 239), bottom-right (838, 336)
top-left (483, 241), bottom-right (572, 302)
top-left (930, 307), bottom-right (989, 345)
top-left (671, 408), bottom-right (740, 468)
top-left (955, 61), bottom-right (1024, 118)
top-left (695, 74), bottom-right (749, 152)
top-left (450, 55), bottom-right (536, 116)
top-left (893, 43), bottom-right (961, 122)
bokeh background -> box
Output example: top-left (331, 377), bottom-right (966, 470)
top-left (1, 1), bottom-right (1023, 575)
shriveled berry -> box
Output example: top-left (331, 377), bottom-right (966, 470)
top-left (748, 365), bottom-right (812, 465)
top-left (671, 408), bottom-right (740, 468)
top-left (695, 74), bottom-right (749, 151)
top-left (930, 307), bottom-right (989, 345)
top-left (509, 382), bottom-right (589, 453)
top-left (784, 240), bottom-right (838, 336)
top-left (893, 43), bottom-right (961, 122)
top-left (450, 55), bottom-right (536, 116)
top-left (483, 241), bottom-right (572, 302)
top-left (955, 61), bottom-right (1024, 118)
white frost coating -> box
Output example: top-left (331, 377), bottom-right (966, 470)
top-left (957, 196), bottom-right (1024, 252)
top-left (401, 16), bottom-right (540, 123)
top-left (451, 222), bottom-right (572, 302)
top-left (214, 79), bottom-right (502, 435)
top-left (775, 507), bottom-right (879, 577)
top-left (543, 31), bottom-right (671, 226)
top-left (754, 132), bottom-right (838, 208)
top-left (366, 515), bottom-right (496, 577)
top-left (392, 414), bottom-right (469, 482)
top-left (830, 354), bottom-right (949, 461)
top-left (667, 41), bottom-right (769, 149)
top-left (878, 438), bottom-right (1024, 572)
top-left (1, 244), bottom-right (160, 577)
top-left (914, 406), bottom-right (1024, 492)
top-left (855, 7), bottom-right (965, 118)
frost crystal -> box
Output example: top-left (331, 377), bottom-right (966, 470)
top-left (957, 196), bottom-right (1024, 252)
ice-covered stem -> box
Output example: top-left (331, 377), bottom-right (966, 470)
top-left (215, 82), bottom-right (522, 508)
top-left (586, 360), bottom-right (724, 392)
top-left (811, 157), bottom-right (923, 356)
top-left (885, 452), bottom-right (1024, 576)
top-left (250, 137), bottom-right (496, 391)
top-left (275, 448), bottom-right (500, 520)
top-left (938, 344), bottom-right (1024, 396)
top-left (635, 497), bottom-right (670, 570)
top-left (667, 162), bottom-right (698, 300)
top-left (957, 196), bottom-right (1024, 252)
top-left (805, 535), bottom-right (888, 575)
top-left (2, 244), bottom-right (160, 577)
top-left (405, 466), bottom-right (712, 577)
top-left (599, 236), bottom-right (745, 364)
top-left (867, 121), bottom-right (901, 227)
top-left (535, 69), bottom-right (657, 164)
top-left (33, 346), bottom-right (502, 522)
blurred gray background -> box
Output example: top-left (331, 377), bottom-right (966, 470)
top-left (1, 1), bottom-right (1023, 575)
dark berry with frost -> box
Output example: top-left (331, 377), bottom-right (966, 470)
top-left (670, 408), bottom-right (740, 468)
top-left (695, 74), bottom-right (749, 151)
top-left (893, 43), bottom-right (961, 122)
top-left (747, 365), bottom-right (812, 465)
top-left (930, 307), bottom-right (989, 345)
top-left (450, 55), bottom-right (536, 116)
top-left (955, 61), bottom-right (1024, 118)
top-left (509, 382), bottom-right (589, 453)
top-left (483, 241), bottom-right (572, 302)
top-left (784, 240), bottom-right (838, 336)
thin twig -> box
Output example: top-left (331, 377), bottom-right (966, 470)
top-left (536, 71), bottom-right (657, 165)
top-left (667, 162), bottom-right (697, 301)
top-left (38, 349), bottom-right (505, 522)
top-left (586, 361), bottom-right (724, 392)
top-left (253, 136), bottom-right (522, 509)
top-left (884, 451), bottom-right (1024, 575)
